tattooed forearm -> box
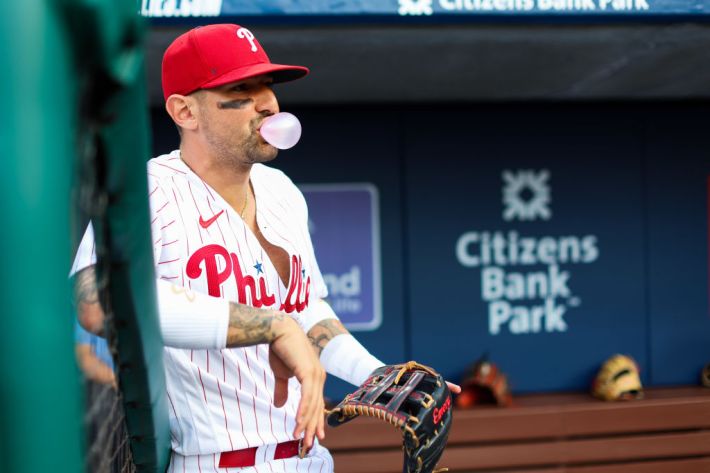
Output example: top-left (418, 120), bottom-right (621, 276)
top-left (307, 319), bottom-right (348, 357)
top-left (74, 266), bottom-right (99, 305)
top-left (226, 304), bottom-right (286, 348)
top-left (73, 265), bottom-right (105, 335)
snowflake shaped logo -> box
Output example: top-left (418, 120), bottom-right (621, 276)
top-left (398, 0), bottom-right (434, 15)
top-left (502, 169), bottom-right (552, 221)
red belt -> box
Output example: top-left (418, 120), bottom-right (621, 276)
top-left (218, 440), bottom-right (301, 468)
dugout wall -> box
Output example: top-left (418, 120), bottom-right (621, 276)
top-left (146, 19), bottom-right (710, 400)
top-left (150, 100), bottom-right (710, 398)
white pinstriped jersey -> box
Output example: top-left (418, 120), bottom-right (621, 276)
top-left (74, 150), bottom-right (333, 470)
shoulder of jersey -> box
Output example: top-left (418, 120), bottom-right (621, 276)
top-left (147, 151), bottom-right (186, 180)
top-left (252, 163), bottom-right (299, 192)
top-left (253, 164), bottom-right (309, 216)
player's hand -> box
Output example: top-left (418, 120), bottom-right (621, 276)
top-left (269, 314), bottom-right (326, 451)
top-left (269, 348), bottom-right (292, 408)
top-left (446, 381), bottom-right (462, 394)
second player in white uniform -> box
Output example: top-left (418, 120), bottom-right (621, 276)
top-left (73, 24), bottom-right (386, 472)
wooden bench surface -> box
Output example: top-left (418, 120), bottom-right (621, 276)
top-left (322, 386), bottom-right (710, 473)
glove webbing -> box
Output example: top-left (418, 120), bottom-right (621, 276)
top-left (362, 369), bottom-right (401, 404)
top-left (329, 370), bottom-right (427, 440)
top-left (388, 371), bottom-right (425, 411)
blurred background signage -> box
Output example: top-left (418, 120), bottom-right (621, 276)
top-left (301, 184), bottom-right (382, 332)
top-left (140, 0), bottom-right (710, 19)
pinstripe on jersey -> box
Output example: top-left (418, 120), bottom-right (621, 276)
top-left (149, 150), bottom-right (328, 457)
top-left (74, 150), bottom-right (332, 471)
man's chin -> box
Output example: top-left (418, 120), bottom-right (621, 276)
top-left (247, 147), bottom-right (278, 164)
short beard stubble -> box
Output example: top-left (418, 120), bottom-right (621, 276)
top-left (200, 96), bottom-right (279, 168)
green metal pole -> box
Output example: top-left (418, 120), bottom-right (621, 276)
top-left (68, 0), bottom-right (171, 469)
top-left (0, 0), bottom-right (83, 471)
top-left (0, 1), bottom-right (169, 471)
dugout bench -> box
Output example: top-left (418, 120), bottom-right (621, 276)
top-left (322, 386), bottom-right (710, 473)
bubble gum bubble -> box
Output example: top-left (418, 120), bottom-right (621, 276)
top-left (259, 112), bottom-right (302, 150)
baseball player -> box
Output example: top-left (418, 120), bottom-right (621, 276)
top-left (72, 24), bottom-right (388, 472)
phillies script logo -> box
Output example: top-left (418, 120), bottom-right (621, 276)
top-left (432, 395), bottom-right (451, 424)
top-left (186, 244), bottom-right (310, 313)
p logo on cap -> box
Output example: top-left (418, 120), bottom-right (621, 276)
top-left (236, 28), bottom-right (258, 52)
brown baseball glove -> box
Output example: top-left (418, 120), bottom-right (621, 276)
top-left (455, 356), bottom-right (512, 408)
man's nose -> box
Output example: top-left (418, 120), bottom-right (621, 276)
top-left (255, 85), bottom-right (279, 115)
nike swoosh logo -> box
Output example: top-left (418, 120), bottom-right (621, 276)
top-left (199, 210), bottom-right (224, 229)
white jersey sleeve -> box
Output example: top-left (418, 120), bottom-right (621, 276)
top-left (70, 222), bottom-right (97, 276)
top-left (156, 279), bottom-right (229, 349)
top-left (71, 228), bottom-right (232, 349)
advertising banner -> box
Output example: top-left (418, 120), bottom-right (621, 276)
top-left (140, 0), bottom-right (709, 19)
top-left (404, 109), bottom-right (648, 392)
top-left (300, 184), bottom-right (382, 331)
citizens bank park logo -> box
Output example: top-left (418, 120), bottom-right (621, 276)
top-left (455, 169), bottom-right (600, 336)
top-left (502, 169), bottom-right (551, 221)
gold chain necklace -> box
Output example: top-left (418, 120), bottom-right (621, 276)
top-left (240, 186), bottom-right (249, 219)
top-left (180, 154), bottom-right (249, 220)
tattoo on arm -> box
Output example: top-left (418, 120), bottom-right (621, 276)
top-left (226, 304), bottom-right (286, 348)
top-left (307, 319), bottom-right (348, 357)
top-left (74, 266), bottom-right (99, 305)
top-left (73, 265), bottom-right (106, 335)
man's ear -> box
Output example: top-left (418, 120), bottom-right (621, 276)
top-left (165, 94), bottom-right (199, 131)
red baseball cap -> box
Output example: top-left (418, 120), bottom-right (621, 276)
top-left (162, 24), bottom-right (309, 101)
